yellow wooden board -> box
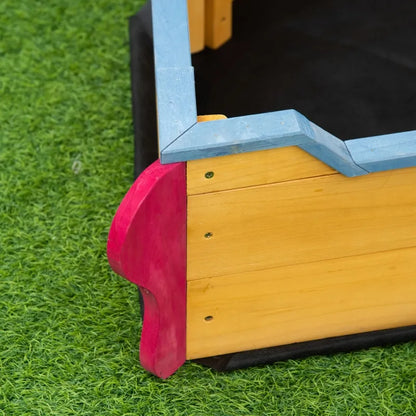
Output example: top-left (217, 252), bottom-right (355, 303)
top-left (187, 167), bottom-right (416, 280)
top-left (187, 146), bottom-right (336, 195)
top-left (188, 0), bottom-right (205, 53)
top-left (197, 114), bottom-right (227, 123)
top-left (205, 0), bottom-right (233, 49)
top-left (186, 246), bottom-right (416, 358)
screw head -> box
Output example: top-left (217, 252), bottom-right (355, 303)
top-left (204, 232), bottom-right (213, 239)
top-left (205, 171), bottom-right (214, 179)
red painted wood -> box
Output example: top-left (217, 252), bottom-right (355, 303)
top-left (107, 160), bottom-right (186, 379)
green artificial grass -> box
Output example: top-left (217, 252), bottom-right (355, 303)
top-left (1, 1), bottom-right (416, 414)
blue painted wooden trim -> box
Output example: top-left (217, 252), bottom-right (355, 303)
top-left (295, 113), bottom-right (368, 177)
top-left (151, 0), bottom-right (192, 69)
top-left (155, 68), bottom-right (197, 151)
top-left (150, 0), bottom-right (416, 177)
top-left (346, 130), bottom-right (416, 173)
top-left (161, 110), bottom-right (307, 160)
top-left (161, 110), bottom-right (368, 177)
top-left (151, 0), bottom-right (198, 151)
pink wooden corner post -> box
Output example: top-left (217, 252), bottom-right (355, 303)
top-left (107, 161), bottom-right (186, 378)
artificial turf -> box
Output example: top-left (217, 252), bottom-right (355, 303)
top-left (1, 0), bottom-right (416, 414)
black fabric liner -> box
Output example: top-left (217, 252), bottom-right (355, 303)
top-left (194, 326), bottom-right (416, 371)
top-left (129, 3), bottom-right (157, 319)
top-left (192, 0), bottom-right (416, 139)
top-left (130, 2), bottom-right (158, 179)
top-left (129, 1), bottom-right (416, 372)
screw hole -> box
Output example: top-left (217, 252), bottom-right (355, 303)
top-left (204, 232), bottom-right (213, 239)
top-left (205, 171), bottom-right (214, 179)
top-left (204, 315), bottom-right (214, 322)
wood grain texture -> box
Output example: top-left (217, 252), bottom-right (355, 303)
top-left (187, 146), bottom-right (336, 195)
top-left (151, 0), bottom-right (191, 69)
top-left (162, 110), bottom-right (309, 162)
top-left (155, 68), bottom-right (197, 152)
top-left (186, 246), bottom-right (416, 358)
top-left (187, 166), bottom-right (416, 280)
top-left (152, 0), bottom-right (197, 151)
top-left (205, 0), bottom-right (233, 49)
top-left (107, 160), bottom-right (186, 379)
top-left (162, 110), bottom-right (367, 177)
top-left (150, 1), bottom-right (416, 176)
top-left (187, 0), bottom-right (205, 53)
top-left (346, 130), bottom-right (416, 173)
top-left (197, 114), bottom-right (227, 122)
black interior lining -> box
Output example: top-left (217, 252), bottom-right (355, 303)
top-left (195, 325), bottom-right (416, 371)
top-left (192, 0), bottom-right (416, 140)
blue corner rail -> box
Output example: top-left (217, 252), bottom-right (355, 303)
top-left (151, 0), bottom-right (416, 177)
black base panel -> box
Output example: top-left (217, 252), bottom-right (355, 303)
top-left (130, 2), bottom-right (158, 179)
top-left (130, 3), bottom-right (157, 314)
top-left (194, 326), bottom-right (416, 371)
top-left (192, 0), bottom-right (416, 139)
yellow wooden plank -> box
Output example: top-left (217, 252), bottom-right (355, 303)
top-left (187, 167), bottom-right (416, 280)
top-left (187, 146), bottom-right (337, 195)
top-left (186, 246), bottom-right (416, 358)
top-left (188, 0), bottom-right (205, 53)
top-left (205, 0), bottom-right (233, 49)
top-left (197, 114), bottom-right (227, 123)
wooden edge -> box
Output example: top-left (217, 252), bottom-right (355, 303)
top-left (197, 114), bottom-right (227, 122)
top-left (148, 1), bottom-right (416, 177)
top-left (161, 110), bottom-right (305, 162)
top-left (194, 325), bottom-right (416, 371)
top-left (107, 160), bottom-right (187, 379)
top-left (188, 0), bottom-right (205, 53)
top-left (162, 110), bottom-right (367, 176)
top-left (295, 113), bottom-right (368, 176)
top-left (186, 145), bottom-right (336, 195)
top-left (205, 0), bottom-right (233, 49)
top-left (155, 67), bottom-right (197, 152)
top-left (151, 0), bottom-right (197, 152)
top-left (151, 0), bottom-right (191, 69)
top-left (346, 130), bottom-right (416, 173)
